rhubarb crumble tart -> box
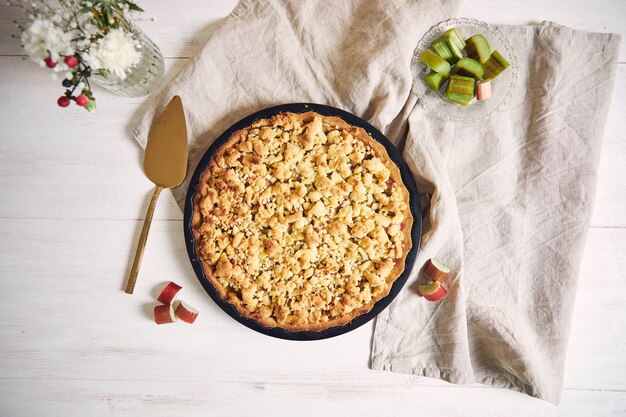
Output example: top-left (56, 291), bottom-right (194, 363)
top-left (191, 111), bottom-right (412, 332)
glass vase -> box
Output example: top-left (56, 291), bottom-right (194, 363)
top-left (91, 22), bottom-right (165, 97)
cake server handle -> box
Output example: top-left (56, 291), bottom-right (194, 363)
top-left (124, 185), bottom-right (163, 294)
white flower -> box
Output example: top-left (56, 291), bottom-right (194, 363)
top-left (85, 28), bottom-right (141, 80)
top-left (21, 18), bottom-right (73, 63)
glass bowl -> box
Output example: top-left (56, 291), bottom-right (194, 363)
top-left (411, 17), bottom-right (517, 122)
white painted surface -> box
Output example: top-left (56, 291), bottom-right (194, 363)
top-left (0, 1), bottom-right (624, 416)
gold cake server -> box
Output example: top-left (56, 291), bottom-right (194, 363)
top-left (125, 96), bottom-right (188, 294)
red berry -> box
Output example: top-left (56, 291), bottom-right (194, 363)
top-left (75, 94), bottom-right (89, 107)
top-left (44, 56), bottom-right (57, 68)
top-left (64, 55), bottom-right (78, 68)
top-left (57, 96), bottom-right (70, 107)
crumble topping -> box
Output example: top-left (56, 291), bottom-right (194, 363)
top-left (192, 112), bottom-right (410, 329)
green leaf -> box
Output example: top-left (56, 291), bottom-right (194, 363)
top-left (85, 99), bottom-right (97, 113)
top-left (127, 2), bottom-right (143, 12)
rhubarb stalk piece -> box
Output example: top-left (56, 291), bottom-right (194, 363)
top-left (431, 38), bottom-right (457, 64)
top-left (441, 28), bottom-right (466, 61)
top-left (418, 280), bottom-right (448, 302)
top-left (454, 57), bottom-right (484, 80)
top-left (154, 304), bottom-right (177, 325)
top-left (424, 258), bottom-right (451, 283)
top-left (445, 75), bottom-right (475, 106)
top-left (464, 34), bottom-right (491, 63)
top-left (420, 49), bottom-right (451, 75)
top-left (424, 72), bottom-right (448, 92)
top-left (476, 80), bottom-right (492, 100)
top-left (157, 281), bottom-right (182, 305)
top-left (482, 50), bottom-right (510, 80)
top-left (174, 301), bottom-right (199, 324)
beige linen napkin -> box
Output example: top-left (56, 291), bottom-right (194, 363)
top-left (133, 0), bottom-right (621, 405)
top-left (371, 23), bottom-right (621, 404)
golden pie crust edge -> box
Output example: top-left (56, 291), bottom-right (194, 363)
top-left (191, 111), bottom-right (413, 332)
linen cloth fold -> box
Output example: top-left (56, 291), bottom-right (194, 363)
top-left (133, 0), bottom-right (621, 404)
top-left (371, 23), bottom-right (620, 404)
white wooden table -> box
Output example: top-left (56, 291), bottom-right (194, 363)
top-left (0, 1), bottom-right (624, 415)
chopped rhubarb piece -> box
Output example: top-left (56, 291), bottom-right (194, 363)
top-left (420, 50), bottom-right (451, 75)
top-left (454, 57), bottom-right (484, 80)
top-left (424, 258), bottom-right (451, 283)
top-left (445, 75), bottom-right (475, 106)
top-left (482, 50), bottom-right (510, 80)
top-left (157, 281), bottom-right (182, 304)
top-left (431, 38), bottom-right (457, 64)
top-left (154, 304), bottom-right (177, 325)
top-left (441, 28), bottom-right (466, 60)
top-left (464, 34), bottom-right (491, 63)
top-left (476, 80), bottom-right (492, 100)
top-left (424, 72), bottom-right (448, 91)
top-left (174, 301), bottom-right (199, 324)
top-left (418, 280), bottom-right (448, 301)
